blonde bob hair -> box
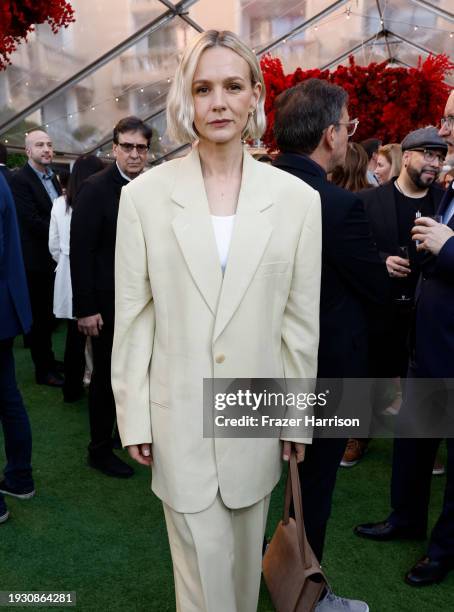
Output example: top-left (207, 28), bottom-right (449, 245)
top-left (166, 30), bottom-right (266, 144)
top-left (378, 143), bottom-right (402, 178)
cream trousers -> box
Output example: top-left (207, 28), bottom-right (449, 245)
top-left (163, 492), bottom-right (271, 612)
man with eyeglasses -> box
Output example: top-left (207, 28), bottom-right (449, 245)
top-left (273, 78), bottom-right (389, 612)
top-left (358, 127), bottom-right (446, 402)
top-left (355, 103), bottom-right (454, 586)
top-left (70, 116), bottom-right (152, 478)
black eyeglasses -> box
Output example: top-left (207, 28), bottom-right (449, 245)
top-left (117, 142), bottom-right (149, 154)
top-left (440, 116), bottom-right (454, 129)
top-left (408, 148), bottom-right (446, 164)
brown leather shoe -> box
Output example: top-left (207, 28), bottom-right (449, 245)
top-left (341, 439), bottom-right (369, 467)
top-left (36, 372), bottom-right (64, 387)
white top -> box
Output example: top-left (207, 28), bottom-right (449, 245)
top-left (211, 214), bottom-right (236, 272)
top-left (49, 195), bottom-right (74, 319)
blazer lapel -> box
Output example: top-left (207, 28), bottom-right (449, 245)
top-left (171, 149), bottom-right (223, 315)
top-left (51, 174), bottom-right (62, 197)
top-left (380, 182), bottom-right (399, 250)
top-left (24, 163), bottom-right (53, 208)
top-left (171, 149), bottom-right (273, 333)
top-left (213, 151), bottom-right (273, 341)
top-left (437, 182), bottom-right (454, 220)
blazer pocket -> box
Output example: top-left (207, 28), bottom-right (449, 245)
top-left (256, 261), bottom-right (291, 277)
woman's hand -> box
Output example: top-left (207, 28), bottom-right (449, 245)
top-left (282, 441), bottom-right (305, 463)
top-left (127, 443), bottom-right (153, 466)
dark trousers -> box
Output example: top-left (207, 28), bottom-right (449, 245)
top-left (389, 382), bottom-right (454, 561)
top-left (88, 321), bottom-right (116, 455)
top-left (26, 269), bottom-right (56, 379)
top-left (390, 437), bottom-right (454, 561)
top-left (63, 320), bottom-right (86, 399)
top-left (297, 437), bottom-right (348, 562)
top-left (0, 338), bottom-right (33, 495)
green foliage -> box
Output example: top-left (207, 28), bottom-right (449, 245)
top-left (6, 152), bottom-right (26, 169)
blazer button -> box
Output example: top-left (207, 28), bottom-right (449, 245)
top-left (215, 354), bottom-right (225, 364)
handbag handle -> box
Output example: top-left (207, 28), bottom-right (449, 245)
top-left (282, 450), bottom-right (313, 569)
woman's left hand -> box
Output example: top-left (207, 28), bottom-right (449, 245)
top-left (282, 441), bottom-right (305, 463)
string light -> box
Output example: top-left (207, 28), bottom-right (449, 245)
top-left (2, 8), bottom-right (450, 150)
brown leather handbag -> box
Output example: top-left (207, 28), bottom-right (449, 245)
top-left (263, 451), bottom-right (328, 612)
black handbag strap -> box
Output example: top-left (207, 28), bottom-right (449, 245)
top-left (282, 451), bottom-right (313, 569)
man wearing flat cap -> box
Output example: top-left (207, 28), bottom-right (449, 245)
top-left (358, 127), bottom-right (446, 391)
top-left (355, 115), bottom-right (454, 586)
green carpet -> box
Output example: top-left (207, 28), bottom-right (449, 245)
top-left (1, 329), bottom-right (452, 611)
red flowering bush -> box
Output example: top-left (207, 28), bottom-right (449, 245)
top-left (0, 0), bottom-right (74, 70)
top-left (261, 54), bottom-right (454, 150)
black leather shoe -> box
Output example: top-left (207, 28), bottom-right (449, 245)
top-left (354, 520), bottom-right (426, 541)
top-left (36, 372), bottom-right (64, 387)
top-left (88, 451), bottom-right (134, 478)
top-left (405, 556), bottom-right (453, 586)
top-left (63, 388), bottom-right (84, 403)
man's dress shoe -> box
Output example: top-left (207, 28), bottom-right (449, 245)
top-left (88, 451), bottom-right (134, 478)
top-left (405, 556), bottom-right (453, 586)
top-left (36, 372), bottom-right (64, 387)
top-left (354, 520), bottom-right (426, 541)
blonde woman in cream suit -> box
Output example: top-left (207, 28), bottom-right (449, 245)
top-left (112, 30), bottom-right (321, 612)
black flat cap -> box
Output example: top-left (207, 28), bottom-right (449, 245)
top-left (401, 126), bottom-right (448, 152)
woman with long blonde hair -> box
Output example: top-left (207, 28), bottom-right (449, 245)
top-left (374, 143), bottom-right (402, 184)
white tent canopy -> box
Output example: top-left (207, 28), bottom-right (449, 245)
top-left (0, 0), bottom-right (452, 162)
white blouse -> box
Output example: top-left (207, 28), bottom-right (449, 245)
top-left (49, 195), bottom-right (74, 319)
top-left (211, 214), bottom-right (236, 272)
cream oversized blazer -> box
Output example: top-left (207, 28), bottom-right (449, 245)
top-left (112, 147), bottom-right (322, 514)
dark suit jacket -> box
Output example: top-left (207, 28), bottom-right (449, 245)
top-left (414, 183), bottom-right (454, 377)
top-left (359, 180), bottom-right (444, 262)
top-left (70, 163), bottom-right (128, 322)
top-left (9, 162), bottom-right (61, 273)
top-left (273, 153), bottom-right (390, 377)
top-left (0, 173), bottom-right (32, 339)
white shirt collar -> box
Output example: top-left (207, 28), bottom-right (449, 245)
top-left (116, 162), bottom-right (132, 182)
